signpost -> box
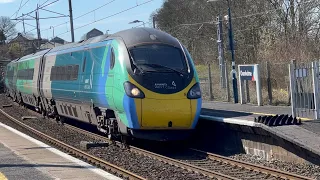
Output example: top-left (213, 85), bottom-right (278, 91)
top-left (238, 64), bottom-right (262, 106)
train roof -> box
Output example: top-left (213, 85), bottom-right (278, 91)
top-left (8, 28), bottom-right (181, 64)
top-left (108, 27), bottom-right (181, 48)
top-left (18, 49), bottom-right (51, 62)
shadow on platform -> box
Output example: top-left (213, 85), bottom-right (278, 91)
top-left (201, 108), bottom-right (254, 119)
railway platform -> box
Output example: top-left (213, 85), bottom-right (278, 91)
top-left (0, 122), bottom-right (122, 180)
top-left (199, 101), bottom-right (320, 164)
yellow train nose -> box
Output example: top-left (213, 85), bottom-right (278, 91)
top-left (141, 98), bottom-right (192, 129)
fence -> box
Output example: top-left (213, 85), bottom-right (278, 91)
top-left (289, 60), bottom-right (319, 119)
top-left (197, 61), bottom-right (291, 106)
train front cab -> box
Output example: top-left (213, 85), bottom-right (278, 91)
top-left (123, 43), bottom-right (202, 141)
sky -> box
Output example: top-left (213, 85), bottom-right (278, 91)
top-left (0, 0), bottom-right (163, 42)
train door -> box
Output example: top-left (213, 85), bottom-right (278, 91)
top-left (79, 48), bottom-right (91, 103)
top-left (105, 45), bottom-right (115, 108)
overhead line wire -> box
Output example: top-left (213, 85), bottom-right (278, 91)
top-left (40, 0), bottom-right (116, 33)
top-left (10, 0), bottom-right (31, 18)
top-left (13, 0), bottom-right (60, 20)
top-left (56, 0), bottom-right (155, 37)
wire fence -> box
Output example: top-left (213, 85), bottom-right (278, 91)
top-left (196, 61), bottom-right (291, 106)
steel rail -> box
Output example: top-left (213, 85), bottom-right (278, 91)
top-left (190, 148), bottom-right (315, 180)
top-left (64, 124), bottom-right (239, 180)
top-left (0, 108), bottom-right (145, 180)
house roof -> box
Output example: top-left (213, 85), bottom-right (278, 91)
top-left (50, 36), bottom-right (67, 43)
top-left (9, 33), bottom-right (36, 43)
top-left (86, 28), bottom-right (103, 34)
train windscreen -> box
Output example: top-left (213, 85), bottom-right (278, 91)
top-left (129, 44), bottom-right (188, 73)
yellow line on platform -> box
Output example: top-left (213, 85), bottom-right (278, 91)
top-left (0, 172), bottom-right (8, 180)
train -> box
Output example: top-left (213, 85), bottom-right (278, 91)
top-left (4, 27), bottom-right (202, 141)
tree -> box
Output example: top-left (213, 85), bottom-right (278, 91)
top-left (0, 16), bottom-right (17, 42)
top-left (0, 30), bottom-right (6, 45)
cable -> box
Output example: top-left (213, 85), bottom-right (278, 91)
top-left (55, 0), bottom-right (155, 37)
top-left (13, 0), bottom-right (60, 20)
top-left (40, 0), bottom-right (116, 33)
top-left (10, 0), bottom-right (31, 18)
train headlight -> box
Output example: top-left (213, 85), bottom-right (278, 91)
top-left (131, 88), bottom-right (140, 96)
top-left (124, 81), bottom-right (145, 98)
top-left (187, 83), bottom-right (201, 99)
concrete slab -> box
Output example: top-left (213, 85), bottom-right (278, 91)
top-left (0, 143), bottom-right (54, 180)
top-left (201, 101), bottom-right (312, 121)
top-left (0, 122), bottom-right (123, 180)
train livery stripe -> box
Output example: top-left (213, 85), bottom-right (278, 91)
top-left (191, 98), bottom-right (202, 128)
top-left (122, 95), bottom-right (140, 128)
top-left (0, 172), bottom-right (7, 180)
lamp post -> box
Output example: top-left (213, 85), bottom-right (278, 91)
top-left (207, 0), bottom-right (238, 103)
top-left (50, 26), bottom-right (55, 47)
top-left (129, 20), bottom-right (145, 27)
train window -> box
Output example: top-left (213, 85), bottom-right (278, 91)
top-left (67, 66), bottom-right (72, 80)
top-left (72, 65), bottom-right (79, 80)
top-left (61, 66), bottom-right (66, 80)
top-left (58, 66), bottom-right (62, 80)
top-left (110, 47), bottom-right (115, 70)
top-left (28, 69), bottom-right (34, 80)
top-left (51, 67), bottom-right (56, 81)
top-left (82, 56), bottom-right (86, 72)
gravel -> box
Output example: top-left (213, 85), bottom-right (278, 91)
top-left (229, 153), bottom-right (320, 180)
top-left (0, 94), bottom-right (211, 180)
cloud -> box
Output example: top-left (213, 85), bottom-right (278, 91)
top-left (0, 0), bottom-right (15, 3)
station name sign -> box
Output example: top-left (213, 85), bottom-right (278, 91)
top-left (239, 65), bottom-right (256, 81)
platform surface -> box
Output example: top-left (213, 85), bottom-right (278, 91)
top-left (0, 122), bottom-right (122, 180)
top-left (200, 101), bottom-right (314, 121)
top-left (200, 101), bottom-right (320, 158)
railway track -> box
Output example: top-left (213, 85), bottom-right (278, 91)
top-left (0, 102), bottom-right (315, 180)
top-left (0, 108), bottom-right (145, 180)
top-left (61, 120), bottom-right (315, 180)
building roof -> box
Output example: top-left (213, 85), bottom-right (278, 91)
top-left (50, 36), bottom-right (68, 44)
top-left (9, 33), bottom-right (36, 43)
top-left (80, 28), bottom-right (104, 41)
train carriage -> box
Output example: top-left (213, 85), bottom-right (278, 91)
top-left (4, 27), bottom-right (202, 141)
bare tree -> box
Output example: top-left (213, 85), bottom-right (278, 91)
top-left (0, 16), bottom-right (17, 42)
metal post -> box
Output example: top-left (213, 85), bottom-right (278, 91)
top-left (68, 0), bottom-right (75, 42)
top-left (153, 16), bottom-right (156, 28)
top-left (238, 65), bottom-right (245, 104)
top-left (289, 62), bottom-right (297, 118)
top-left (266, 61), bottom-right (273, 105)
top-left (245, 80), bottom-right (250, 103)
top-left (225, 62), bottom-right (230, 102)
top-left (22, 14), bottom-right (25, 34)
top-left (227, 0), bottom-right (238, 103)
top-left (255, 64), bottom-right (262, 106)
top-left (312, 61), bottom-right (319, 119)
top-left (208, 63), bottom-right (214, 101)
top-left (217, 15), bottom-right (226, 89)
top-left (35, 4), bottom-right (41, 49)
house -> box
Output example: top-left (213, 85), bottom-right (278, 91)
top-left (8, 33), bottom-right (49, 55)
top-left (50, 36), bottom-right (67, 44)
top-left (40, 36), bottom-right (67, 50)
top-left (80, 28), bottom-right (103, 41)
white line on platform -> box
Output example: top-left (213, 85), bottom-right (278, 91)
top-left (0, 122), bottom-right (123, 180)
top-left (200, 115), bottom-right (259, 127)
